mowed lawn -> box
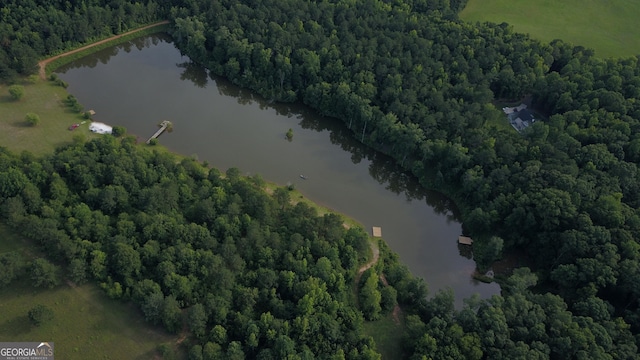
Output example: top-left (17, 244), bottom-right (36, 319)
top-left (460, 0), bottom-right (640, 59)
top-left (0, 80), bottom-right (98, 155)
top-left (0, 224), bottom-right (178, 360)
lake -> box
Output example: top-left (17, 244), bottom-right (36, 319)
top-left (56, 34), bottom-right (500, 306)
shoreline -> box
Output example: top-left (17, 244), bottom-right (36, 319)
top-left (38, 21), bottom-right (170, 80)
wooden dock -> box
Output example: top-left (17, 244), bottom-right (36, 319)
top-left (372, 227), bottom-right (382, 237)
top-left (458, 236), bottom-right (473, 245)
top-left (146, 120), bottom-right (171, 144)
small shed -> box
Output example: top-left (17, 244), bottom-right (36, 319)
top-left (372, 227), bottom-right (382, 237)
top-left (458, 236), bottom-right (473, 245)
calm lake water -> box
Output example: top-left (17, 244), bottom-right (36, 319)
top-left (56, 34), bottom-right (500, 305)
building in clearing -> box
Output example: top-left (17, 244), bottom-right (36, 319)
top-left (504, 104), bottom-right (536, 132)
top-left (458, 236), bottom-right (473, 245)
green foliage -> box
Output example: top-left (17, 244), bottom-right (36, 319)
top-left (359, 269), bottom-right (382, 321)
top-left (101, 279), bottom-right (124, 299)
top-left (148, 138), bottom-right (159, 146)
top-left (188, 303), bottom-right (207, 340)
top-left (25, 112), bottom-right (40, 126)
top-left (161, 295), bottom-right (182, 333)
top-left (273, 187), bottom-right (291, 209)
top-left (64, 94), bottom-right (78, 108)
top-left (111, 243), bottom-right (141, 280)
top-left (67, 258), bottom-right (88, 284)
top-left (90, 250), bottom-right (108, 281)
top-left (54, 78), bottom-right (68, 88)
top-left (111, 125), bottom-right (126, 137)
top-left (0, 251), bottom-right (26, 287)
top-left (28, 304), bottom-right (54, 326)
top-left (141, 291), bottom-right (165, 325)
top-left (8, 85), bottom-right (24, 100)
top-left (157, 343), bottom-right (177, 360)
top-left (473, 236), bottom-right (504, 272)
top-left (188, 345), bottom-right (203, 360)
top-left (380, 286), bottom-right (397, 313)
top-left (29, 258), bottom-right (59, 289)
top-left (285, 128), bottom-right (293, 141)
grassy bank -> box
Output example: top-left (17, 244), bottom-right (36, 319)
top-left (460, 0), bottom-right (640, 59)
top-left (0, 223), bottom-right (178, 359)
top-left (0, 81), bottom-right (97, 155)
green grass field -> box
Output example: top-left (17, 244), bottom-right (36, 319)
top-left (0, 80), bottom-right (98, 155)
top-left (0, 282), bottom-right (176, 360)
top-left (0, 223), bottom-right (178, 360)
top-left (363, 311), bottom-right (405, 359)
top-left (460, 0), bottom-right (640, 59)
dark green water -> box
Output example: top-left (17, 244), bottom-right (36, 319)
top-left (56, 34), bottom-right (500, 305)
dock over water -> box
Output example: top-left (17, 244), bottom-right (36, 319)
top-left (372, 227), bottom-right (382, 237)
top-left (147, 120), bottom-right (171, 144)
top-left (458, 236), bottom-right (473, 245)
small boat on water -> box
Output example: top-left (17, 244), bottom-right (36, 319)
top-left (300, 175), bottom-right (307, 180)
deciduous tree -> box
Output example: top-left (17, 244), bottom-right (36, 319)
top-left (25, 112), bottom-right (40, 126)
top-left (8, 85), bottom-right (24, 100)
top-left (29, 258), bottom-right (59, 289)
top-left (28, 304), bottom-right (54, 326)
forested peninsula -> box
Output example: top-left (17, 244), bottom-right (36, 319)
top-left (2, 0), bottom-right (640, 358)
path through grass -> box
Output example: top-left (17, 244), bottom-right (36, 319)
top-left (460, 0), bottom-right (640, 59)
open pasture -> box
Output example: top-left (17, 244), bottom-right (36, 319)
top-left (460, 0), bottom-right (640, 59)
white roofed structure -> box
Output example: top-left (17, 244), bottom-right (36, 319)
top-left (89, 122), bottom-right (112, 134)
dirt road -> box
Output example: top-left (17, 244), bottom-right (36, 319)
top-left (38, 20), bottom-right (170, 80)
